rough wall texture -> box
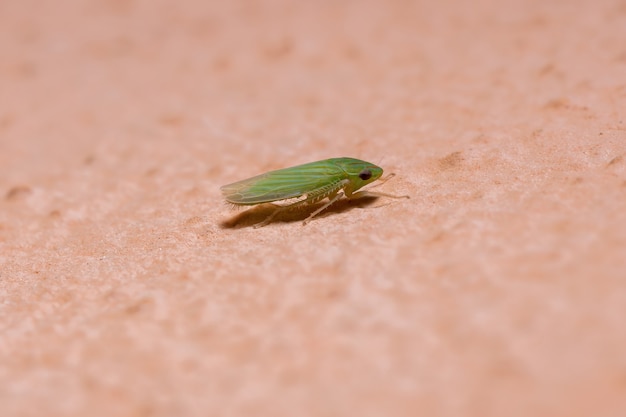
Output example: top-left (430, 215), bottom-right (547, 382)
top-left (1, 0), bottom-right (625, 416)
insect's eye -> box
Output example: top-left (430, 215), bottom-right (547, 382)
top-left (358, 169), bottom-right (372, 181)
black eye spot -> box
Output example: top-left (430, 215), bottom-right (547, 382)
top-left (358, 169), bottom-right (372, 181)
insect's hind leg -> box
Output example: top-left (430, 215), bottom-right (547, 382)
top-left (252, 205), bottom-right (284, 228)
top-left (254, 182), bottom-right (346, 227)
top-left (302, 191), bottom-right (345, 226)
top-left (253, 203), bottom-right (296, 228)
top-left (253, 198), bottom-right (311, 228)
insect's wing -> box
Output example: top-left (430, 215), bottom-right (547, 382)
top-left (221, 161), bottom-right (344, 205)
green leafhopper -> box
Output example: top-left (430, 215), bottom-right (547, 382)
top-left (221, 157), bottom-right (408, 227)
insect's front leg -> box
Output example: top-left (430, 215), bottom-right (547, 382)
top-left (357, 190), bottom-right (410, 200)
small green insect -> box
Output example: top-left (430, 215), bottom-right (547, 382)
top-left (221, 157), bottom-right (408, 227)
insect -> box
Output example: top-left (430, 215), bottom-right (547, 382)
top-left (220, 157), bottom-right (408, 227)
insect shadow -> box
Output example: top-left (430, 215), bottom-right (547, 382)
top-left (219, 194), bottom-right (380, 229)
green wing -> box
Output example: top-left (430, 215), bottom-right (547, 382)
top-left (221, 160), bottom-right (346, 205)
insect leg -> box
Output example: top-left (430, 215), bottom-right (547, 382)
top-left (302, 191), bottom-right (345, 226)
top-left (367, 173), bottom-right (396, 190)
top-left (253, 197), bottom-right (312, 228)
top-left (360, 174), bottom-right (409, 199)
top-left (357, 190), bottom-right (410, 199)
top-left (253, 204), bottom-right (290, 228)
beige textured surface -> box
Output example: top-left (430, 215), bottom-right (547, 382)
top-left (2, 0), bottom-right (626, 416)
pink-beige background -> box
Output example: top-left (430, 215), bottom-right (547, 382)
top-left (1, 0), bottom-right (625, 416)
